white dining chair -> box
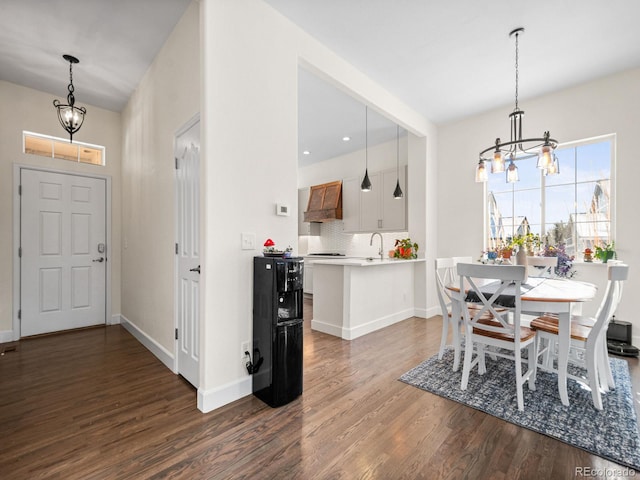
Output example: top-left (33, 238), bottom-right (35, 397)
top-left (435, 257), bottom-right (506, 371)
top-left (531, 264), bottom-right (629, 410)
top-left (457, 263), bottom-right (537, 411)
top-left (435, 258), bottom-right (457, 361)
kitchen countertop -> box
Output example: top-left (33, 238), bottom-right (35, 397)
top-left (311, 257), bottom-right (426, 267)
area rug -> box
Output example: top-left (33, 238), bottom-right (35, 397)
top-left (400, 349), bottom-right (640, 471)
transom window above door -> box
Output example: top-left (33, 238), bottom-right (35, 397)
top-left (486, 135), bottom-right (614, 256)
top-left (23, 131), bottom-right (105, 166)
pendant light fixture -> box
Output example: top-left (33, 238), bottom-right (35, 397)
top-left (361, 106), bottom-right (372, 192)
top-left (53, 54), bottom-right (87, 143)
top-left (475, 28), bottom-right (559, 183)
top-left (393, 125), bottom-right (403, 199)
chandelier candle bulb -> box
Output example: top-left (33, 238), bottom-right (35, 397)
top-left (492, 149), bottom-right (505, 173)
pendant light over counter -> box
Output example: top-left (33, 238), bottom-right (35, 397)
top-left (360, 106), bottom-right (372, 192)
top-left (393, 125), bottom-right (403, 199)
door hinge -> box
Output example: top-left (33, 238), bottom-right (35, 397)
top-left (18, 184), bottom-right (22, 195)
top-left (18, 309), bottom-right (21, 320)
top-left (175, 157), bottom-right (179, 170)
top-left (18, 246), bottom-right (22, 258)
top-left (175, 328), bottom-right (179, 340)
top-left (175, 243), bottom-right (179, 254)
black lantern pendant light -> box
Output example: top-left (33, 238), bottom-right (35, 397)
top-left (53, 54), bottom-right (87, 143)
top-left (393, 125), bottom-right (403, 199)
top-left (361, 106), bottom-right (372, 192)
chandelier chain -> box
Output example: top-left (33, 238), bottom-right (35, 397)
top-left (514, 30), bottom-right (519, 111)
top-left (69, 62), bottom-right (74, 91)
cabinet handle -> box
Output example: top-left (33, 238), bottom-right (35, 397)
top-left (378, 219), bottom-right (383, 228)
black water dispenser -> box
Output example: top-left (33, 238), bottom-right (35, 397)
top-left (252, 256), bottom-right (304, 407)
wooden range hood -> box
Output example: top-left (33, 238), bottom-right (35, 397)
top-left (303, 180), bottom-right (343, 223)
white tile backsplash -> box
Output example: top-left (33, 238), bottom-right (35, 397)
top-left (299, 220), bottom-right (408, 258)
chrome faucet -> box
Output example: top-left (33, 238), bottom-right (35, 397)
top-left (370, 232), bottom-right (384, 261)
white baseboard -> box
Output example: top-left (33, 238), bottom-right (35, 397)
top-left (344, 308), bottom-right (415, 340)
top-left (424, 306), bottom-right (440, 319)
top-left (310, 319), bottom-right (343, 338)
top-left (120, 315), bottom-right (175, 372)
top-left (197, 377), bottom-right (252, 413)
top-left (108, 314), bottom-right (121, 325)
top-left (0, 330), bottom-right (14, 343)
top-left (313, 309), bottom-right (416, 341)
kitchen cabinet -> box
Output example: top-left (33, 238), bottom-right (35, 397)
top-left (298, 188), bottom-right (320, 236)
top-left (342, 166), bottom-right (407, 233)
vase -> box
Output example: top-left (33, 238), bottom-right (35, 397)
top-left (515, 248), bottom-right (528, 283)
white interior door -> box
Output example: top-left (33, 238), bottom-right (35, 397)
top-left (175, 118), bottom-right (200, 388)
top-left (21, 169), bottom-right (107, 337)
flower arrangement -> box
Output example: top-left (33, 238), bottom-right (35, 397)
top-left (393, 238), bottom-right (418, 259)
top-left (509, 233), bottom-right (541, 254)
top-left (541, 243), bottom-right (575, 278)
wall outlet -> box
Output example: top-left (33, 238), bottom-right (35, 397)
top-left (241, 341), bottom-right (250, 358)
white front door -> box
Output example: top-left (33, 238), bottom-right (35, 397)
top-left (21, 169), bottom-right (107, 337)
top-left (175, 117), bottom-right (200, 388)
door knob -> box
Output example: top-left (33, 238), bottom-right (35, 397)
top-left (92, 257), bottom-right (104, 263)
top-left (190, 265), bottom-right (201, 274)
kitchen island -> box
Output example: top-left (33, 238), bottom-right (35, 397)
top-left (311, 257), bottom-right (425, 340)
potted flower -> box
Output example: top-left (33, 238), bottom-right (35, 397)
top-left (594, 241), bottom-right (616, 263)
top-left (393, 238), bottom-right (418, 259)
top-left (509, 233), bottom-right (541, 255)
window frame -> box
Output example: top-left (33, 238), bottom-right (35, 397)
top-left (23, 130), bottom-right (106, 166)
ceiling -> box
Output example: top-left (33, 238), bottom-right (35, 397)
top-left (269, 0), bottom-right (640, 163)
top-left (0, 0), bottom-right (192, 112)
top-left (3, 1), bottom-right (640, 166)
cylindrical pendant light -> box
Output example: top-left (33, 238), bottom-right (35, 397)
top-left (475, 159), bottom-right (488, 183)
top-left (506, 157), bottom-right (519, 183)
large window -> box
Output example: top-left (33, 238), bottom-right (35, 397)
top-left (487, 135), bottom-right (614, 255)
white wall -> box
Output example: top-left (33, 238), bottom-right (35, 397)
top-left (199, 0), bottom-right (434, 411)
top-left (0, 80), bottom-right (122, 341)
top-left (298, 136), bottom-right (407, 188)
top-left (120, 2), bottom-right (200, 355)
top-left (437, 68), bottom-right (640, 342)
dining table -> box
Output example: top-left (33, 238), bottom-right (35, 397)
top-left (446, 275), bottom-right (598, 407)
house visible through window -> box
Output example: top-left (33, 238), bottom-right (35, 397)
top-left (486, 135), bottom-right (614, 255)
top-left (23, 131), bottom-right (105, 166)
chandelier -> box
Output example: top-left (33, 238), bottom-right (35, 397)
top-left (53, 54), bottom-right (87, 143)
top-left (475, 28), bottom-right (559, 183)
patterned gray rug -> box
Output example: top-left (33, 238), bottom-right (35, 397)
top-left (400, 349), bottom-right (640, 471)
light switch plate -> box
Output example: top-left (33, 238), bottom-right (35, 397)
top-left (241, 232), bottom-right (255, 250)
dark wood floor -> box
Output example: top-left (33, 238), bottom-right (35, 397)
top-left (1, 298), bottom-right (638, 479)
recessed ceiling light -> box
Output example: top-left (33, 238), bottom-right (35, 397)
top-left (342, 136), bottom-right (351, 142)
top-left (303, 150), bottom-right (310, 155)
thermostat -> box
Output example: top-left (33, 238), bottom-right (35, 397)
top-left (276, 203), bottom-right (290, 216)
